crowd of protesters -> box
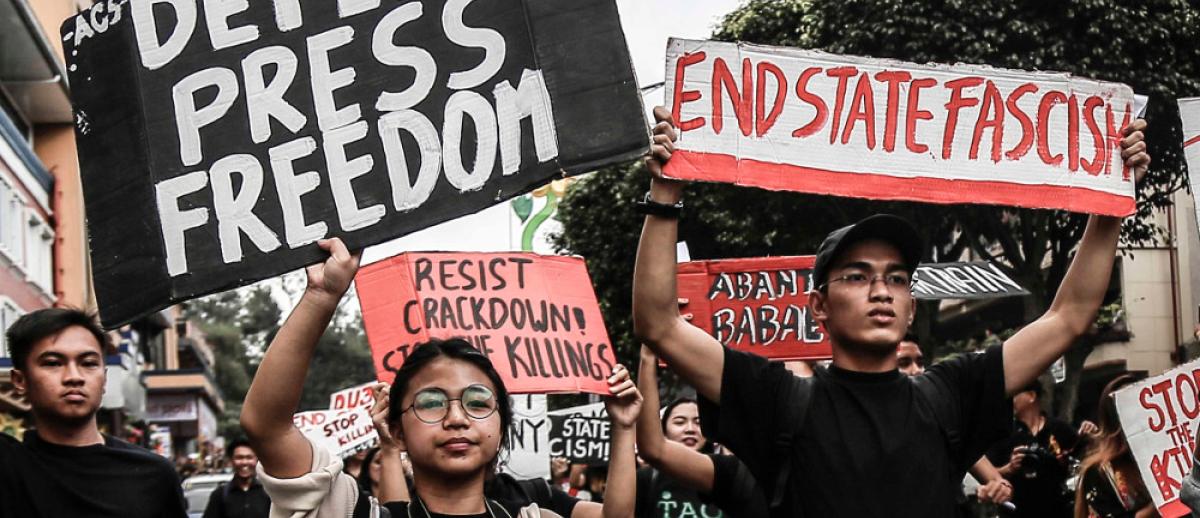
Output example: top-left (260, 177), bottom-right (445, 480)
top-left (0, 103), bottom-right (1190, 518)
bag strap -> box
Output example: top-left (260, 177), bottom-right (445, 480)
top-left (769, 374), bottom-right (814, 512)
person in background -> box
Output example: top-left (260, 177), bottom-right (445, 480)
top-left (1075, 374), bottom-right (1156, 518)
top-left (635, 346), bottom-right (769, 517)
top-left (203, 438), bottom-right (270, 518)
top-left (354, 447), bottom-right (384, 502)
top-left (343, 449), bottom-right (369, 479)
top-left (989, 383), bottom-right (1080, 517)
top-left (0, 308), bottom-right (186, 517)
top-left (896, 333), bottom-right (925, 376)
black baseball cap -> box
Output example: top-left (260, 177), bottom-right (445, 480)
top-left (811, 214), bottom-right (923, 290)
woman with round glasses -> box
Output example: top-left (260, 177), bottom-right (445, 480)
top-left (240, 239), bottom-right (643, 518)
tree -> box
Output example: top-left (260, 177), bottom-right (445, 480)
top-left (189, 282), bottom-right (375, 439)
top-left (556, 0), bottom-right (1199, 419)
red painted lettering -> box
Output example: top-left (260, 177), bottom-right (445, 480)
top-left (1105, 103), bottom-right (1133, 179)
top-left (942, 77), bottom-right (984, 160)
top-left (712, 57), bottom-right (754, 136)
top-left (1036, 91), bottom-right (1067, 167)
top-left (1144, 386), bottom-right (1166, 432)
top-left (1153, 379), bottom-right (1180, 428)
top-left (792, 67), bottom-right (828, 139)
top-left (874, 70), bottom-right (911, 153)
top-left (671, 52), bottom-right (707, 131)
top-left (1004, 83), bottom-right (1038, 161)
top-left (825, 67), bottom-right (859, 145)
top-left (969, 80), bottom-right (1004, 162)
top-left (755, 61), bottom-right (786, 137)
top-left (1068, 95), bottom-right (1080, 172)
top-left (1177, 373), bottom-right (1200, 420)
top-left (1080, 96), bottom-right (1106, 176)
top-left (841, 73), bottom-right (876, 149)
top-left (905, 78), bottom-right (937, 154)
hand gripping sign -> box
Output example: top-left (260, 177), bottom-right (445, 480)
top-left (63, 0), bottom-right (647, 328)
top-left (356, 252), bottom-right (618, 394)
top-left (1114, 359), bottom-right (1200, 518)
top-left (664, 39), bottom-right (1138, 217)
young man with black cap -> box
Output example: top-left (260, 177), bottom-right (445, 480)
top-left (632, 106), bottom-right (1150, 517)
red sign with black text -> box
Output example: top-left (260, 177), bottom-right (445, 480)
top-left (677, 256), bottom-right (830, 361)
top-left (356, 252), bottom-right (617, 394)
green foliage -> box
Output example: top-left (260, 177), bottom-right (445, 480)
top-left (299, 312), bottom-right (375, 411)
top-left (557, 0), bottom-right (1199, 380)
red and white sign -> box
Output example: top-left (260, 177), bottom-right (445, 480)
top-left (1179, 98), bottom-right (1200, 237)
top-left (330, 382), bottom-right (376, 411)
top-left (664, 39), bottom-right (1138, 216)
top-left (356, 252), bottom-right (618, 395)
top-left (293, 407), bottom-right (378, 459)
top-left (1114, 360), bottom-right (1200, 518)
top-left (677, 256), bottom-right (830, 361)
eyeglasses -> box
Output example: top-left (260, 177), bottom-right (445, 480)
top-left (820, 272), bottom-right (916, 292)
top-left (400, 384), bottom-right (498, 424)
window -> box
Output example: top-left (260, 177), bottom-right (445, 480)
top-left (0, 300), bottom-right (23, 359)
top-left (0, 178), bottom-right (23, 266)
top-left (26, 213), bottom-right (52, 295)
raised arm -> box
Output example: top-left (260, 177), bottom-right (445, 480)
top-left (632, 107), bottom-right (726, 404)
top-left (595, 365), bottom-right (641, 518)
top-left (240, 238), bottom-right (361, 478)
top-left (636, 347), bottom-right (718, 490)
top-left (1001, 119), bottom-right (1150, 395)
top-left (370, 383), bottom-right (411, 504)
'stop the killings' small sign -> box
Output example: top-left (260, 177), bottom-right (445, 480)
top-left (64, 0), bottom-right (647, 328)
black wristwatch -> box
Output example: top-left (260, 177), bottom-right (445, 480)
top-left (635, 191), bottom-right (684, 218)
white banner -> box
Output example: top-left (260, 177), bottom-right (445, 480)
top-left (1179, 98), bottom-right (1200, 239)
top-left (293, 407), bottom-right (379, 459)
top-left (1113, 360), bottom-right (1200, 518)
top-left (503, 394), bottom-right (550, 479)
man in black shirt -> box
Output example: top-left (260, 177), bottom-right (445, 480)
top-left (632, 106), bottom-right (1149, 518)
top-left (0, 308), bottom-right (186, 517)
top-left (204, 438), bottom-right (271, 518)
top-left (988, 383), bottom-right (1080, 517)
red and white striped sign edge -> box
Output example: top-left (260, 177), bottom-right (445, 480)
top-left (663, 38), bottom-right (1139, 216)
top-left (1179, 97), bottom-right (1200, 238)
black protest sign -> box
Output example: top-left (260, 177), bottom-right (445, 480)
top-left (912, 262), bottom-right (1029, 300)
top-left (548, 411), bottom-right (610, 465)
top-left (64, 0), bottom-right (647, 327)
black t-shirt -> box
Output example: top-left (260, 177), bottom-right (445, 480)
top-left (0, 430), bottom-right (186, 517)
top-left (635, 453), bottom-right (768, 518)
top-left (486, 473), bottom-right (582, 516)
top-left (384, 499), bottom-right (524, 517)
top-left (203, 479), bottom-right (272, 518)
top-left (699, 346), bottom-right (1010, 518)
top-left (986, 416), bottom-right (1079, 517)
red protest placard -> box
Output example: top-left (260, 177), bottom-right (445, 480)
top-left (356, 253), bottom-right (618, 395)
top-left (664, 39), bottom-right (1138, 217)
top-left (1114, 359), bottom-right (1200, 518)
top-left (677, 256), bottom-right (830, 361)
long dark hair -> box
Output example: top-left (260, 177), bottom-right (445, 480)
top-left (660, 397), bottom-right (713, 454)
top-left (356, 447), bottom-right (380, 495)
top-left (1074, 374), bottom-right (1141, 518)
top-left (386, 338), bottom-right (513, 468)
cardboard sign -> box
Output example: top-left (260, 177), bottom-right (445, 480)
top-left (548, 403), bottom-right (610, 465)
top-left (329, 382), bottom-right (376, 411)
top-left (663, 38), bottom-right (1137, 217)
top-left (63, 0), bottom-right (647, 328)
top-left (1114, 360), bottom-right (1200, 518)
top-left (356, 252), bottom-right (618, 394)
top-left (677, 256), bottom-right (830, 361)
top-left (503, 394), bottom-right (550, 479)
top-left (293, 406), bottom-right (378, 459)
top-left (912, 262), bottom-right (1029, 300)
top-left (1179, 98), bottom-right (1200, 237)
